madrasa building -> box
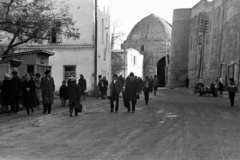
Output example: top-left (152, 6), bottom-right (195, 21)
top-left (169, 0), bottom-right (240, 91)
top-left (123, 14), bottom-right (172, 87)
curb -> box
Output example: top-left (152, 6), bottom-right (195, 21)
top-left (0, 101), bottom-right (110, 134)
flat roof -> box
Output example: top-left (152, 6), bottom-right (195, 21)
top-left (2, 50), bottom-right (55, 58)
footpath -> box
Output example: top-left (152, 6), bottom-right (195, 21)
top-left (0, 96), bottom-right (110, 134)
top-left (174, 87), bottom-right (240, 100)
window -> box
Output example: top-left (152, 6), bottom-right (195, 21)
top-left (49, 21), bottom-right (62, 43)
top-left (133, 56), bottom-right (136, 65)
top-left (64, 66), bottom-right (76, 82)
top-left (27, 65), bottom-right (34, 75)
top-left (141, 45), bottom-right (144, 51)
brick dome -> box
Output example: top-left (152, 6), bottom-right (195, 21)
top-left (127, 14), bottom-right (172, 41)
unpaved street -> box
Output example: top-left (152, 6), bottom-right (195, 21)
top-left (1, 89), bottom-right (240, 160)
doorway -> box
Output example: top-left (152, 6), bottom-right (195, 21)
top-left (157, 57), bottom-right (166, 87)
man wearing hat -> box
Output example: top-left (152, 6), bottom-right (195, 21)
top-left (109, 74), bottom-right (122, 113)
top-left (67, 77), bottom-right (81, 117)
top-left (124, 72), bottom-right (139, 112)
top-left (41, 70), bottom-right (55, 114)
top-left (11, 70), bottom-right (22, 114)
top-left (228, 78), bottom-right (237, 107)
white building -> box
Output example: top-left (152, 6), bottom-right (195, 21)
top-left (0, 0), bottom-right (112, 93)
top-left (114, 48), bottom-right (143, 78)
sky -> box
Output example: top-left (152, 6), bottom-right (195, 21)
top-left (111, 0), bottom-right (202, 42)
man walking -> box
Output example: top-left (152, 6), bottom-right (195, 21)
top-left (68, 77), bottom-right (81, 117)
top-left (142, 76), bottom-right (150, 105)
top-left (125, 72), bottom-right (139, 113)
top-left (152, 75), bottom-right (159, 96)
top-left (228, 78), bottom-right (237, 107)
top-left (110, 74), bottom-right (122, 113)
top-left (11, 70), bottom-right (22, 114)
top-left (78, 74), bottom-right (87, 100)
top-left (41, 70), bottom-right (55, 114)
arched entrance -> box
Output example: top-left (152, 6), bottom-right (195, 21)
top-left (157, 57), bottom-right (166, 87)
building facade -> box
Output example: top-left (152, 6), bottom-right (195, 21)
top-left (0, 0), bottom-right (112, 93)
top-left (112, 49), bottom-right (143, 78)
top-left (169, 0), bottom-right (240, 91)
top-left (123, 14), bottom-right (171, 87)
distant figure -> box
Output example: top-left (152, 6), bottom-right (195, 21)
top-left (59, 81), bottom-right (68, 107)
top-left (218, 77), bottom-right (223, 94)
top-left (110, 74), bottom-right (122, 113)
top-left (11, 70), bottom-right (22, 114)
top-left (2, 74), bottom-right (14, 116)
top-left (228, 78), bottom-right (237, 107)
top-left (149, 76), bottom-right (153, 93)
top-left (125, 72), bottom-right (139, 113)
top-left (142, 76), bottom-right (150, 105)
top-left (68, 77), bottom-right (81, 117)
top-left (34, 73), bottom-right (42, 110)
top-left (41, 70), bottom-right (55, 114)
top-left (22, 74), bottom-right (36, 116)
top-left (97, 75), bottom-right (102, 98)
top-left (78, 74), bottom-right (87, 100)
top-left (152, 75), bottom-right (159, 96)
top-left (185, 76), bottom-right (189, 88)
top-left (102, 76), bottom-right (108, 99)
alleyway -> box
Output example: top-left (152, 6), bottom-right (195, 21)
top-left (1, 89), bottom-right (240, 160)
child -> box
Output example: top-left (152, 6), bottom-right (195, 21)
top-left (59, 81), bottom-right (68, 107)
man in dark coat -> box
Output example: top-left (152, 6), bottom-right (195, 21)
top-left (11, 70), bottom-right (22, 114)
top-left (22, 74), bottom-right (36, 115)
top-left (110, 74), bottom-right (122, 113)
top-left (41, 70), bottom-right (55, 114)
top-left (68, 77), bottom-right (81, 117)
top-left (125, 72), bottom-right (139, 113)
top-left (101, 76), bottom-right (108, 99)
top-left (2, 74), bottom-right (14, 116)
top-left (78, 74), bottom-right (87, 100)
top-left (142, 76), bottom-right (150, 105)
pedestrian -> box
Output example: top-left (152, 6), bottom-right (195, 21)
top-left (102, 76), bottom-right (108, 99)
top-left (110, 74), bottom-right (122, 113)
top-left (41, 70), bottom-right (55, 114)
top-left (34, 73), bottom-right (42, 110)
top-left (228, 78), bottom-right (237, 107)
top-left (22, 74), bottom-right (36, 116)
top-left (149, 76), bottom-right (153, 93)
top-left (97, 75), bottom-right (102, 98)
top-left (78, 74), bottom-right (87, 100)
top-left (138, 77), bottom-right (143, 94)
top-left (0, 79), bottom-right (2, 106)
top-left (152, 75), bottom-right (159, 96)
top-left (11, 70), bottom-right (22, 114)
top-left (218, 77), bottom-right (223, 94)
top-left (2, 74), bottom-right (14, 116)
top-left (185, 76), bottom-right (189, 88)
top-left (59, 81), bottom-right (68, 107)
top-left (125, 72), bottom-right (139, 113)
top-left (142, 76), bottom-right (150, 105)
top-left (67, 77), bottom-right (81, 117)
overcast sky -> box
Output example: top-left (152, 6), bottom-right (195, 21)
top-left (111, 0), bottom-right (202, 41)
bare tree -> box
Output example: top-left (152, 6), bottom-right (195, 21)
top-left (112, 52), bottom-right (125, 76)
top-left (0, 0), bottom-right (80, 58)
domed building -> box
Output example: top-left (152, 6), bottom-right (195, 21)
top-left (123, 14), bottom-right (172, 87)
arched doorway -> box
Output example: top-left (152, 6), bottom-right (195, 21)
top-left (157, 57), bottom-right (166, 87)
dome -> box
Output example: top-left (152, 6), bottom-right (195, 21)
top-left (127, 14), bottom-right (172, 41)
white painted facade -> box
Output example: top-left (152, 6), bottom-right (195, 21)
top-left (117, 48), bottom-right (143, 78)
top-left (0, 0), bottom-right (112, 93)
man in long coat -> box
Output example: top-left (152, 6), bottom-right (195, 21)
top-left (78, 74), bottom-right (87, 100)
top-left (125, 72), bottom-right (139, 113)
top-left (110, 74), bottom-right (122, 113)
top-left (41, 70), bottom-right (55, 114)
top-left (68, 77), bottom-right (81, 117)
top-left (11, 70), bottom-right (22, 114)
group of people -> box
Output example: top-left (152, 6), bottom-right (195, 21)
top-left (109, 73), bottom-right (159, 113)
top-left (0, 70), bottom-right (54, 116)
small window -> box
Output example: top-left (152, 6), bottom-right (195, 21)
top-left (141, 45), bottom-right (144, 51)
top-left (133, 56), bottom-right (136, 65)
top-left (27, 65), bottom-right (34, 75)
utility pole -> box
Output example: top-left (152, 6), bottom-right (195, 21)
top-left (198, 17), bottom-right (209, 82)
top-left (94, 0), bottom-right (98, 94)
